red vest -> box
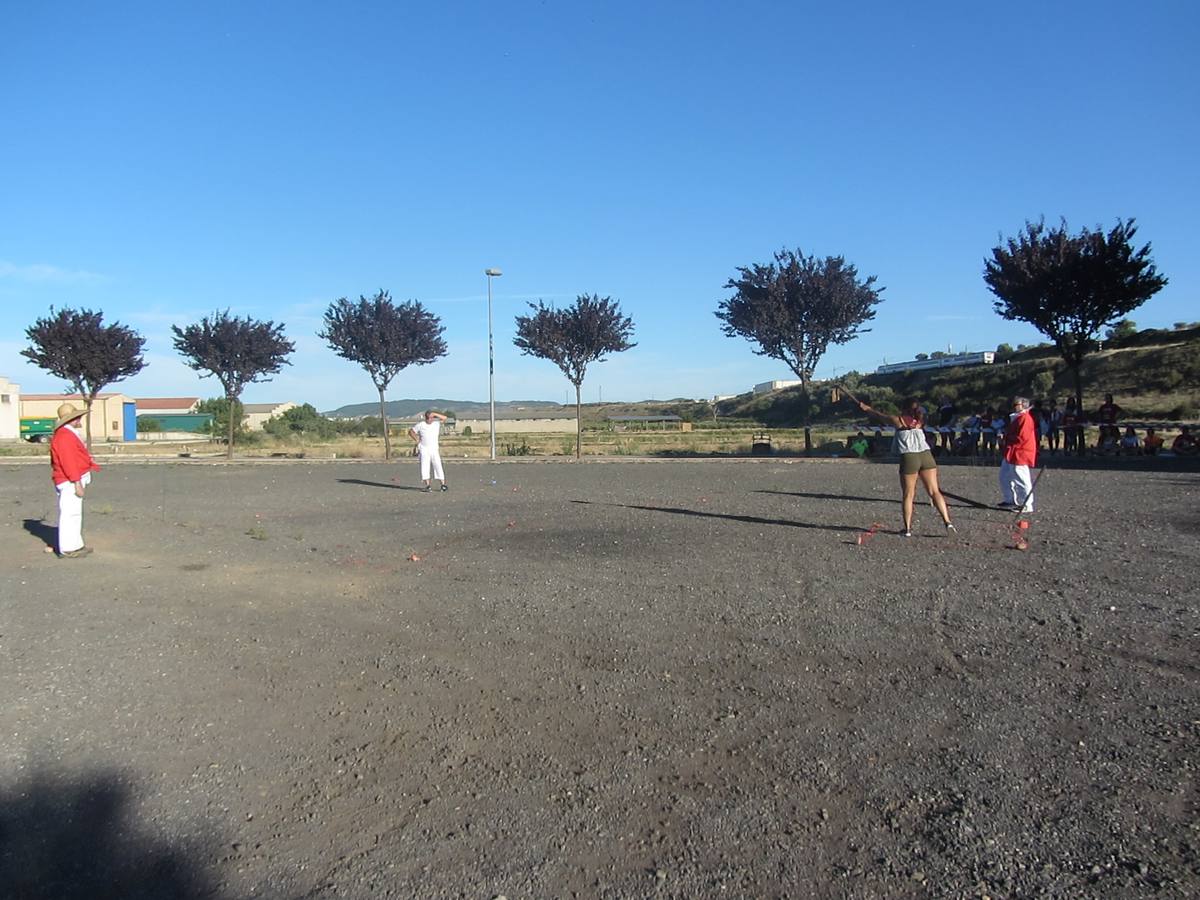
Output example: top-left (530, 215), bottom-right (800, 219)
top-left (1003, 410), bottom-right (1038, 466)
top-left (50, 426), bottom-right (101, 485)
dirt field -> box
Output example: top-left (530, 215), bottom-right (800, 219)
top-left (1, 458), bottom-right (1198, 898)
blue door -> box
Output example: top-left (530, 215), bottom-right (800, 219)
top-left (123, 402), bottom-right (137, 441)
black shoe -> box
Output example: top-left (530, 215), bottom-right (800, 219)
top-left (440, 484), bottom-right (449, 492)
top-left (422, 485), bottom-right (432, 493)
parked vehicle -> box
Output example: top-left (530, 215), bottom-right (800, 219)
top-left (19, 417), bottom-right (55, 442)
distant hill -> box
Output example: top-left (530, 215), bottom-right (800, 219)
top-left (719, 325), bottom-right (1200, 425)
top-left (323, 398), bottom-right (570, 419)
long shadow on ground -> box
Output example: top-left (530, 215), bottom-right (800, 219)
top-left (22, 518), bottom-right (57, 550)
top-left (337, 478), bottom-right (424, 492)
top-left (755, 489), bottom-right (996, 511)
top-left (754, 489), bottom-right (891, 504)
top-left (937, 490), bottom-right (996, 510)
top-left (571, 499), bottom-right (861, 534)
top-left (0, 766), bottom-right (225, 899)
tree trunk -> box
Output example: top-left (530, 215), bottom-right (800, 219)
top-left (800, 375), bottom-right (812, 454)
top-left (83, 392), bottom-right (95, 448)
top-left (226, 394), bottom-right (236, 460)
top-left (1070, 363), bottom-right (1084, 455)
top-left (378, 386), bottom-right (391, 461)
top-left (575, 383), bottom-right (582, 459)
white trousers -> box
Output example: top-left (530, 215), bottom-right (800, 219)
top-left (419, 448), bottom-right (444, 482)
top-left (999, 461), bottom-right (1034, 511)
top-left (56, 481), bottom-right (86, 553)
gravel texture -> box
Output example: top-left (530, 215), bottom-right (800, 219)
top-left (1, 458), bottom-right (1198, 898)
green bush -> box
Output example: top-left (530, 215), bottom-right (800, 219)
top-left (263, 403), bottom-right (337, 440)
top-left (196, 397), bottom-right (253, 441)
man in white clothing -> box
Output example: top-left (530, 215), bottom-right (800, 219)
top-left (408, 410), bottom-right (448, 492)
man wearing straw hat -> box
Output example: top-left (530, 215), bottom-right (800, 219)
top-left (49, 402), bottom-right (101, 558)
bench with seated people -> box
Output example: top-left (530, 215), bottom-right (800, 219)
top-left (1087, 424), bottom-right (1196, 458)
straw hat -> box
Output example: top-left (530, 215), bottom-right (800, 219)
top-left (54, 402), bottom-right (86, 430)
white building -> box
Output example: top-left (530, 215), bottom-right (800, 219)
top-left (0, 376), bottom-right (18, 440)
top-left (753, 379), bottom-right (802, 395)
top-left (243, 402), bottom-right (299, 431)
top-left (452, 413), bottom-right (579, 434)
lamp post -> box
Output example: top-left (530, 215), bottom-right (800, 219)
top-left (485, 268), bottom-right (502, 460)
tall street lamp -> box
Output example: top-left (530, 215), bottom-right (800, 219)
top-left (484, 268), bottom-right (502, 460)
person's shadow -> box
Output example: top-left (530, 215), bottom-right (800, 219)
top-left (0, 766), bottom-right (225, 899)
top-left (571, 499), bottom-right (861, 534)
top-left (22, 518), bottom-right (57, 551)
top-left (336, 478), bottom-right (424, 491)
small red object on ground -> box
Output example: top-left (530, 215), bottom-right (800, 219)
top-left (857, 522), bottom-right (883, 547)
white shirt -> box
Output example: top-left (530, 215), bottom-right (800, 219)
top-left (411, 419), bottom-right (441, 452)
top-left (895, 427), bottom-right (930, 455)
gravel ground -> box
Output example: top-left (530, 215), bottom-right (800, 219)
top-left (1, 458), bottom-right (1198, 899)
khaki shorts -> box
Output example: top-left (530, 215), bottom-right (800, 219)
top-left (899, 450), bottom-right (937, 475)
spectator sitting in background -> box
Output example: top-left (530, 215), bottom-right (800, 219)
top-left (1143, 428), bottom-right (1164, 455)
top-left (1172, 426), bottom-right (1199, 456)
top-left (869, 428), bottom-right (886, 456)
top-left (1119, 426), bottom-right (1141, 455)
top-left (1097, 430), bottom-right (1120, 455)
top-left (848, 432), bottom-right (870, 457)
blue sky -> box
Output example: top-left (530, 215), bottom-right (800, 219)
top-left (2, 1), bottom-right (1196, 410)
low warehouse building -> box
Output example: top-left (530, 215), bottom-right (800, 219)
top-left (21, 393), bottom-right (138, 441)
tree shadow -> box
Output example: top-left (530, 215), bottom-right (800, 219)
top-left (22, 518), bottom-right (57, 551)
top-left (570, 499), bottom-right (861, 534)
top-left (755, 489), bottom-right (891, 505)
top-left (0, 766), bottom-right (225, 899)
top-left (754, 488), bottom-right (995, 511)
top-left (336, 478), bottom-right (423, 492)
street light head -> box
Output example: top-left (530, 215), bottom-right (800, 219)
top-left (485, 268), bottom-right (503, 277)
